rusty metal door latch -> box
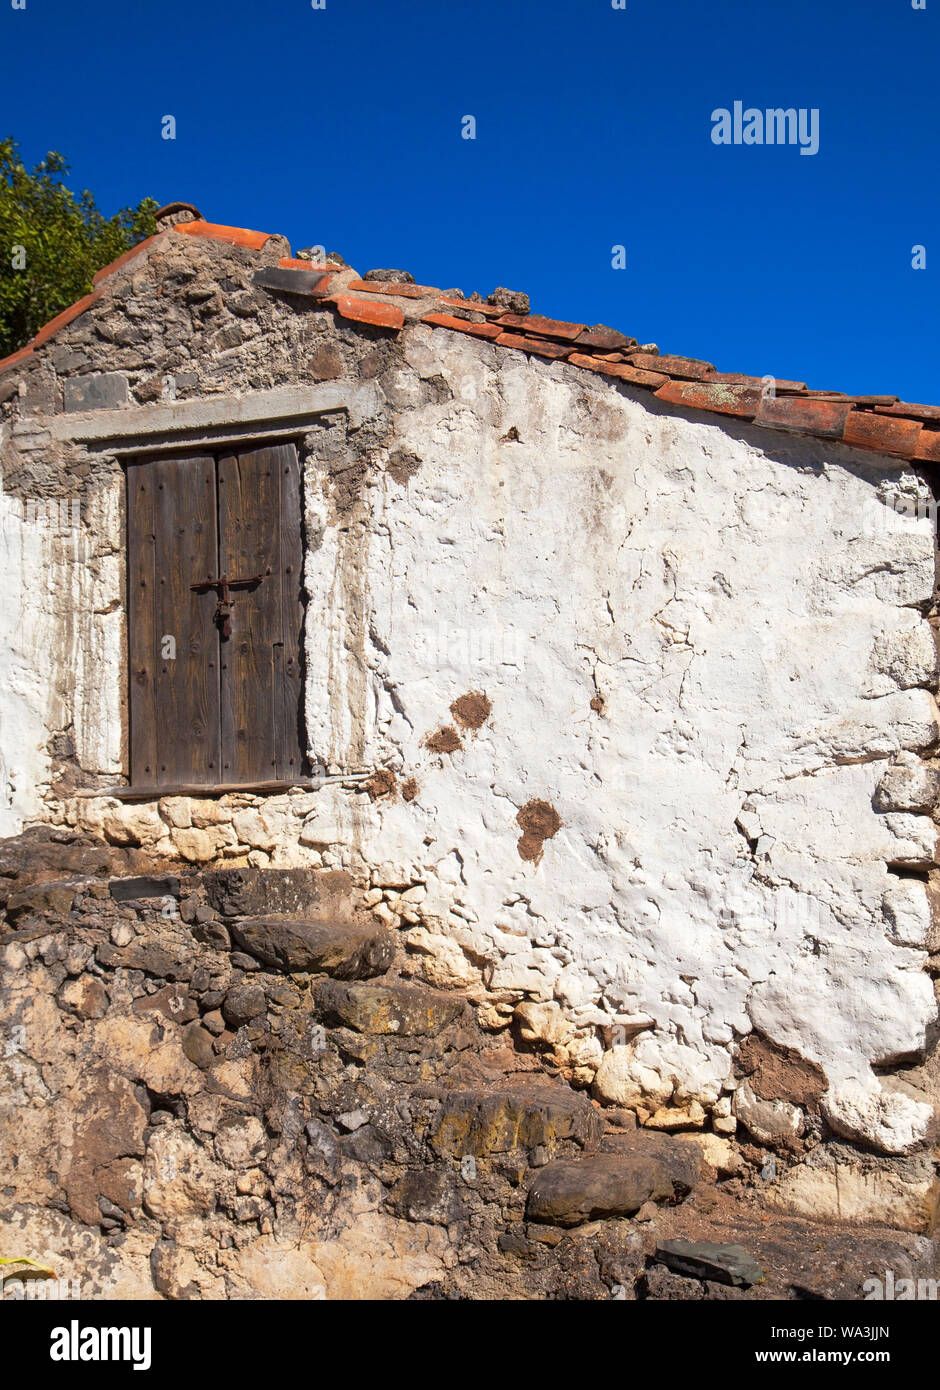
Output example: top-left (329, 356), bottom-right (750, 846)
top-left (190, 569), bottom-right (270, 639)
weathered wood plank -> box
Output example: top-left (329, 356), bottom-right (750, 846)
top-left (126, 460), bottom-right (157, 784)
top-left (218, 442), bottom-right (306, 783)
top-left (151, 454), bottom-right (219, 785)
top-left (83, 777), bottom-right (334, 801)
top-left (219, 449), bottom-right (275, 782)
top-left (274, 442), bottom-right (306, 780)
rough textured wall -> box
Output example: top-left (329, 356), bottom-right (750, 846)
top-left (0, 476), bottom-right (124, 834)
top-left (303, 325), bottom-right (940, 1156)
top-left (1, 231), bottom-right (938, 1161)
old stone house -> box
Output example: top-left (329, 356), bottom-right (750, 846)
top-left (2, 202), bottom-right (939, 1256)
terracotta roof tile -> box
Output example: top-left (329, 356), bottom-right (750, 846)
top-left (568, 353), bottom-right (668, 388)
top-left (633, 353), bottom-right (716, 380)
top-left (279, 257), bottom-right (334, 272)
top-left (575, 326), bottom-right (638, 352)
top-left (707, 372), bottom-right (808, 393)
top-left (421, 312), bottom-right (502, 339)
top-left (495, 313), bottom-right (586, 342)
top-left (347, 279), bottom-right (437, 300)
top-left (876, 402), bottom-right (940, 422)
top-left (756, 397), bottom-right (851, 437)
top-left (843, 411), bottom-right (923, 457)
top-left (654, 380), bottom-right (760, 418)
top-left (913, 429), bottom-right (940, 463)
top-left (330, 293), bottom-right (405, 330)
top-left (495, 332), bottom-right (573, 359)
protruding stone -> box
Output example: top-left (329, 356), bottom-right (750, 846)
top-left (6, 883), bottom-right (75, 920)
top-left (315, 979), bottom-right (464, 1036)
top-left (222, 982), bottom-right (267, 1028)
top-left (230, 915), bottom-right (394, 978)
top-left (526, 1155), bottom-right (672, 1227)
top-left (110, 875), bottom-right (181, 902)
top-left (733, 1081), bottom-right (803, 1145)
top-left (202, 867), bottom-right (352, 919)
top-left (654, 1239), bottom-right (765, 1288)
top-left (63, 372), bottom-right (128, 412)
top-left (429, 1084), bottom-right (603, 1159)
top-left (767, 1145), bottom-right (940, 1231)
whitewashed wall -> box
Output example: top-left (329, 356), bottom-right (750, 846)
top-left (304, 328), bottom-right (940, 1153)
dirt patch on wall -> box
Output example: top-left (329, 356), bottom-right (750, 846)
top-left (426, 727), bottom-right (462, 755)
top-left (387, 450), bottom-right (422, 486)
top-left (516, 800), bottom-right (562, 865)
top-left (735, 1034), bottom-right (827, 1110)
top-left (450, 692), bottom-right (491, 731)
top-left (401, 778), bottom-right (420, 802)
top-left (365, 769), bottom-right (397, 801)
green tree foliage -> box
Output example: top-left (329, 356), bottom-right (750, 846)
top-left (0, 138), bottom-right (158, 358)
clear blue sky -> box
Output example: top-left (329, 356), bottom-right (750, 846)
top-left (3, 0), bottom-right (937, 401)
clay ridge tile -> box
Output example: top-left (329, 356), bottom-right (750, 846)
top-left (756, 397), bottom-right (851, 437)
top-left (173, 221), bottom-right (273, 250)
top-left (633, 353), bottom-right (716, 380)
top-left (279, 257), bottom-right (334, 272)
top-left (913, 429), bottom-right (940, 462)
top-left (842, 411), bottom-right (922, 457)
top-left (876, 402), bottom-right (940, 422)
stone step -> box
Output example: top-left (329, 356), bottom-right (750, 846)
top-left (0, 826), bottom-right (151, 890)
top-left (315, 978), bottom-right (467, 1036)
top-left (230, 915), bottom-right (395, 979)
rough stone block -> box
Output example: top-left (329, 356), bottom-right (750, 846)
top-left (109, 874), bottom-right (180, 902)
top-left (63, 372), bottom-right (128, 412)
top-left (429, 1084), bottom-right (603, 1159)
top-left (315, 979), bottom-right (465, 1037)
top-left (229, 915), bottom-right (395, 978)
top-left (525, 1155), bottom-right (672, 1227)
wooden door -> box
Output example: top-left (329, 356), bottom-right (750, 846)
top-left (126, 442), bottom-right (305, 790)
